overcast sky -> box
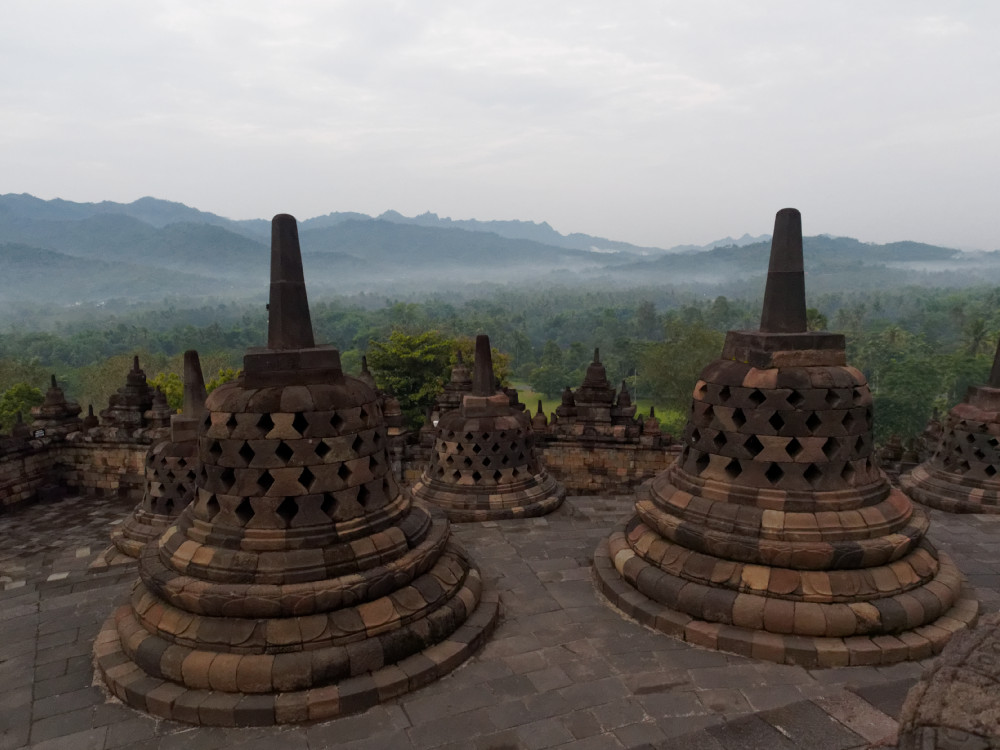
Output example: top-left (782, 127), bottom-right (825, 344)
top-left (2, 2), bottom-right (998, 250)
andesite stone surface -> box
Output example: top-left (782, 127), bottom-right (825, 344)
top-left (595, 208), bottom-right (979, 668)
top-left (411, 334), bottom-right (565, 521)
top-left (901, 337), bottom-right (1000, 514)
top-left (111, 350), bottom-right (208, 558)
top-left (94, 214), bottom-right (498, 726)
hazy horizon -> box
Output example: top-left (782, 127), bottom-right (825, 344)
top-left (3, 3), bottom-right (999, 251)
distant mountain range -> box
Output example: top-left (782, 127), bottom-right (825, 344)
top-left (0, 193), bottom-right (995, 306)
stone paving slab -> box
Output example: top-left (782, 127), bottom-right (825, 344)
top-left (1, 494), bottom-right (999, 748)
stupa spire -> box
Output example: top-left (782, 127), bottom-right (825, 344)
top-left (267, 214), bottom-right (314, 350)
top-left (759, 208), bottom-right (807, 334)
top-left (471, 334), bottom-right (494, 396)
top-left (989, 336), bottom-right (1000, 388)
top-left (181, 350), bottom-right (207, 420)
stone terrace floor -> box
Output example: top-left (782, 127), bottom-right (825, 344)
top-left (2, 494), bottom-right (999, 750)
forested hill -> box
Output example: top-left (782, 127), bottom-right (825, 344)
top-left (1, 193), bottom-right (996, 306)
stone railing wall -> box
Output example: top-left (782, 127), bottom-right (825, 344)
top-left (538, 440), bottom-right (681, 495)
top-left (0, 437), bottom-right (63, 511)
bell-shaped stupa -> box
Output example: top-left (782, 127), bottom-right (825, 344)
top-left (902, 338), bottom-right (1000, 513)
top-left (411, 334), bottom-right (565, 521)
top-left (95, 215), bottom-right (498, 726)
top-left (595, 209), bottom-right (977, 667)
top-left (111, 350), bottom-right (208, 558)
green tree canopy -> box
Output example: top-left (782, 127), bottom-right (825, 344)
top-left (0, 382), bottom-right (44, 432)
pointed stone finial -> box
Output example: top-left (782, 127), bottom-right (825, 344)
top-left (759, 208), bottom-right (807, 334)
top-left (182, 350), bottom-right (208, 420)
top-left (471, 334), bottom-right (494, 397)
top-left (50, 374), bottom-right (57, 388)
top-left (362, 355), bottom-right (371, 374)
top-left (594, 348), bottom-right (600, 364)
top-left (989, 337), bottom-right (1000, 388)
top-left (536, 399), bottom-right (544, 415)
top-left (267, 214), bottom-right (315, 350)
top-left (133, 356), bottom-right (140, 373)
top-left (456, 351), bottom-right (464, 365)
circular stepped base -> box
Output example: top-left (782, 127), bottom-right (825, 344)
top-left (902, 465), bottom-right (1000, 515)
top-left (594, 531), bottom-right (978, 668)
top-left (94, 581), bottom-right (499, 726)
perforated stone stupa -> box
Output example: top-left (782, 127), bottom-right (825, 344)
top-left (111, 350), bottom-right (208, 558)
top-left (901, 338), bottom-right (1000, 513)
top-left (95, 214), bottom-right (498, 726)
top-left (595, 208), bottom-right (978, 667)
top-left (411, 334), bottom-right (565, 521)
top-left (101, 357), bottom-right (156, 430)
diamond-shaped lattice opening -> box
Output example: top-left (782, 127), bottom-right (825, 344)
top-left (990, 437), bottom-right (1000, 448)
top-left (855, 435), bottom-right (867, 453)
top-left (186, 471), bottom-right (197, 482)
top-left (695, 452), bottom-right (710, 475)
top-left (473, 444), bottom-right (482, 454)
top-left (499, 431), bottom-right (508, 439)
top-left (748, 389), bottom-right (766, 406)
top-left (825, 390), bottom-right (841, 407)
top-left (501, 455), bottom-right (510, 465)
top-left (456, 443), bottom-right (464, 453)
top-left (769, 413), bottom-right (785, 432)
top-left (321, 493), bottom-right (336, 517)
top-left (369, 455), bottom-right (379, 471)
top-left (235, 498), bottom-right (254, 525)
top-left (352, 435), bottom-right (364, 453)
top-left (842, 412), bottom-right (855, 431)
top-left (852, 388), bottom-right (864, 404)
top-left (511, 467), bottom-right (521, 478)
top-left (697, 382), bottom-right (708, 397)
top-left (203, 413), bottom-right (213, 429)
top-left (806, 412), bottom-right (822, 433)
top-left (491, 442), bottom-right (501, 453)
top-left (257, 470), bottom-right (275, 492)
top-left (436, 466), bottom-right (446, 477)
top-left (702, 404), bottom-right (715, 424)
top-left (452, 470), bottom-right (462, 480)
top-left (357, 484), bottom-right (370, 507)
top-left (226, 414), bottom-right (238, 429)
top-left (165, 470), bottom-right (176, 482)
top-left (205, 494), bottom-right (220, 520)
top-left (764, 462), bottom-right (784, 485)
top-left (358, 407), bottom-right (368, 422)
top-left (743, 434), bottom-right (764, 457)
top-left (276, 497), bottom-right (298, 525)
top-left (718, 385), bottom-right (731, 403)
top-left (209, 440), bottom-right (223, 458)
top-left (315, 441), bottom-right (331, 459)
top-left (691, 428), bottom-right (702, 443)
top-left (177, 457), bottom-right (187, 468)
top-left (256, 414), bottom-right (275, 433)
top-left (299, 467), bottom-right (315, 491)
top-left (275, 441), bottom-right (294, 462)
top-left (465, 432), bottom-right (474, 440)
top-left (713, 432), bottom-right (728, 450)
top-left (372, 431), bottom-right (382, 444)
top-left (518, 452), bottom-right (525, 461)
top-left (732, 408), bottom-right (747, 429)
top-left (986, 465), bottom-right (998, 477)
top-left (803, 463), bottom-right (822, 485)
top-left (958, 460), bottom-right (972, 473)
top-left (787, 390), bottom-right (804, 408)
top-left (337, 463), bottom-right (351, 481)
top-left (841, 463), bottom-right (856, 483)
top-left (966, 432), bottom-right (977, 444)
top-left (219, 466), bottom-right (236, 492)
top-left (724, 458), bottom-right (742, 479)
top-left (292, 412), bottom-right (309, 435)
top-left (493, 470), bottom-right (503, 482)
top-left (822, 437), bottom-right (838, 459)
top-left (482, 456), bottom-right (492, 467)
top-left (445, 455), bottom-right (455, 465)
top-left (330, 412), bottom-right (344, 431)
top-left (463, 456), bottom-right (473, 467)
top-left (472, 470), bottom-right (482, 482)
top-left (785, 437), bottom-right (803, 458)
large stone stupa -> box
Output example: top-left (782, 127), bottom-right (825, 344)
top-left (901, 339), bottom-right (1000, 513)
top-left (595, 208), bottom-right (978, 667)
top-left (95, 214), bottom-right (498, 726)
top-left (411, 334), bottom-right (565, 521)
top-left (111, 350), bottom-right (208, 558)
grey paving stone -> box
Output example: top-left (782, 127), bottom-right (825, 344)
top-left (0, 724), bottom-right (30, 750)
top-left (28, 726), bottom-right (107, 750)
top-left (407, 706), bottom-right (496, 748)
top-left (638, 691), bottom-right (708, 719)
top-left (105, 717), bottom-right (159, 748)
top-left (705, 714), bottom-right (798, 749)
top-left (490, 673), bottom-right (538, 699)
top-left (552, 733), bottom-right (624, 749)
top-left (557, 677), bottom-right (630, 710)
top-left (590, 698), bottom-right (648, 730)
top-left (32, 686), bottom-right (104, 720)
top-left (306, 706), bottom-right (403, 745)
top-left (848, 678), bottom-right (917, 720)
top-left (527, 666), bottom-right (573, 693)
top-left (562, 709), bottom-right (603, 740)
top-left (402, 683), bottom-right (498, 724)
top-left (759, 701), bottom-right (865, 750)
top-left (29, 707), bottom-right (96, 745)
top-left (489, 692), bottom-right (572, 730)
top-left (697, 688), bottom-right (751, 715)
top-left (514, 717), bottom-right (576, 749)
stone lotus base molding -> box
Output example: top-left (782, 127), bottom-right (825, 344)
top-left (594, 525), bottom-right (978, 668)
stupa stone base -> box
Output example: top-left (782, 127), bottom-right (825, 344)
top-left (595, 529), bottom-right (978, 667)
top-left (902, 464), bottom-right (1000, 514)
top-left (410, 474), bottom-right (565, 522)
top-left (95, 524), bottom-right (499, 726)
